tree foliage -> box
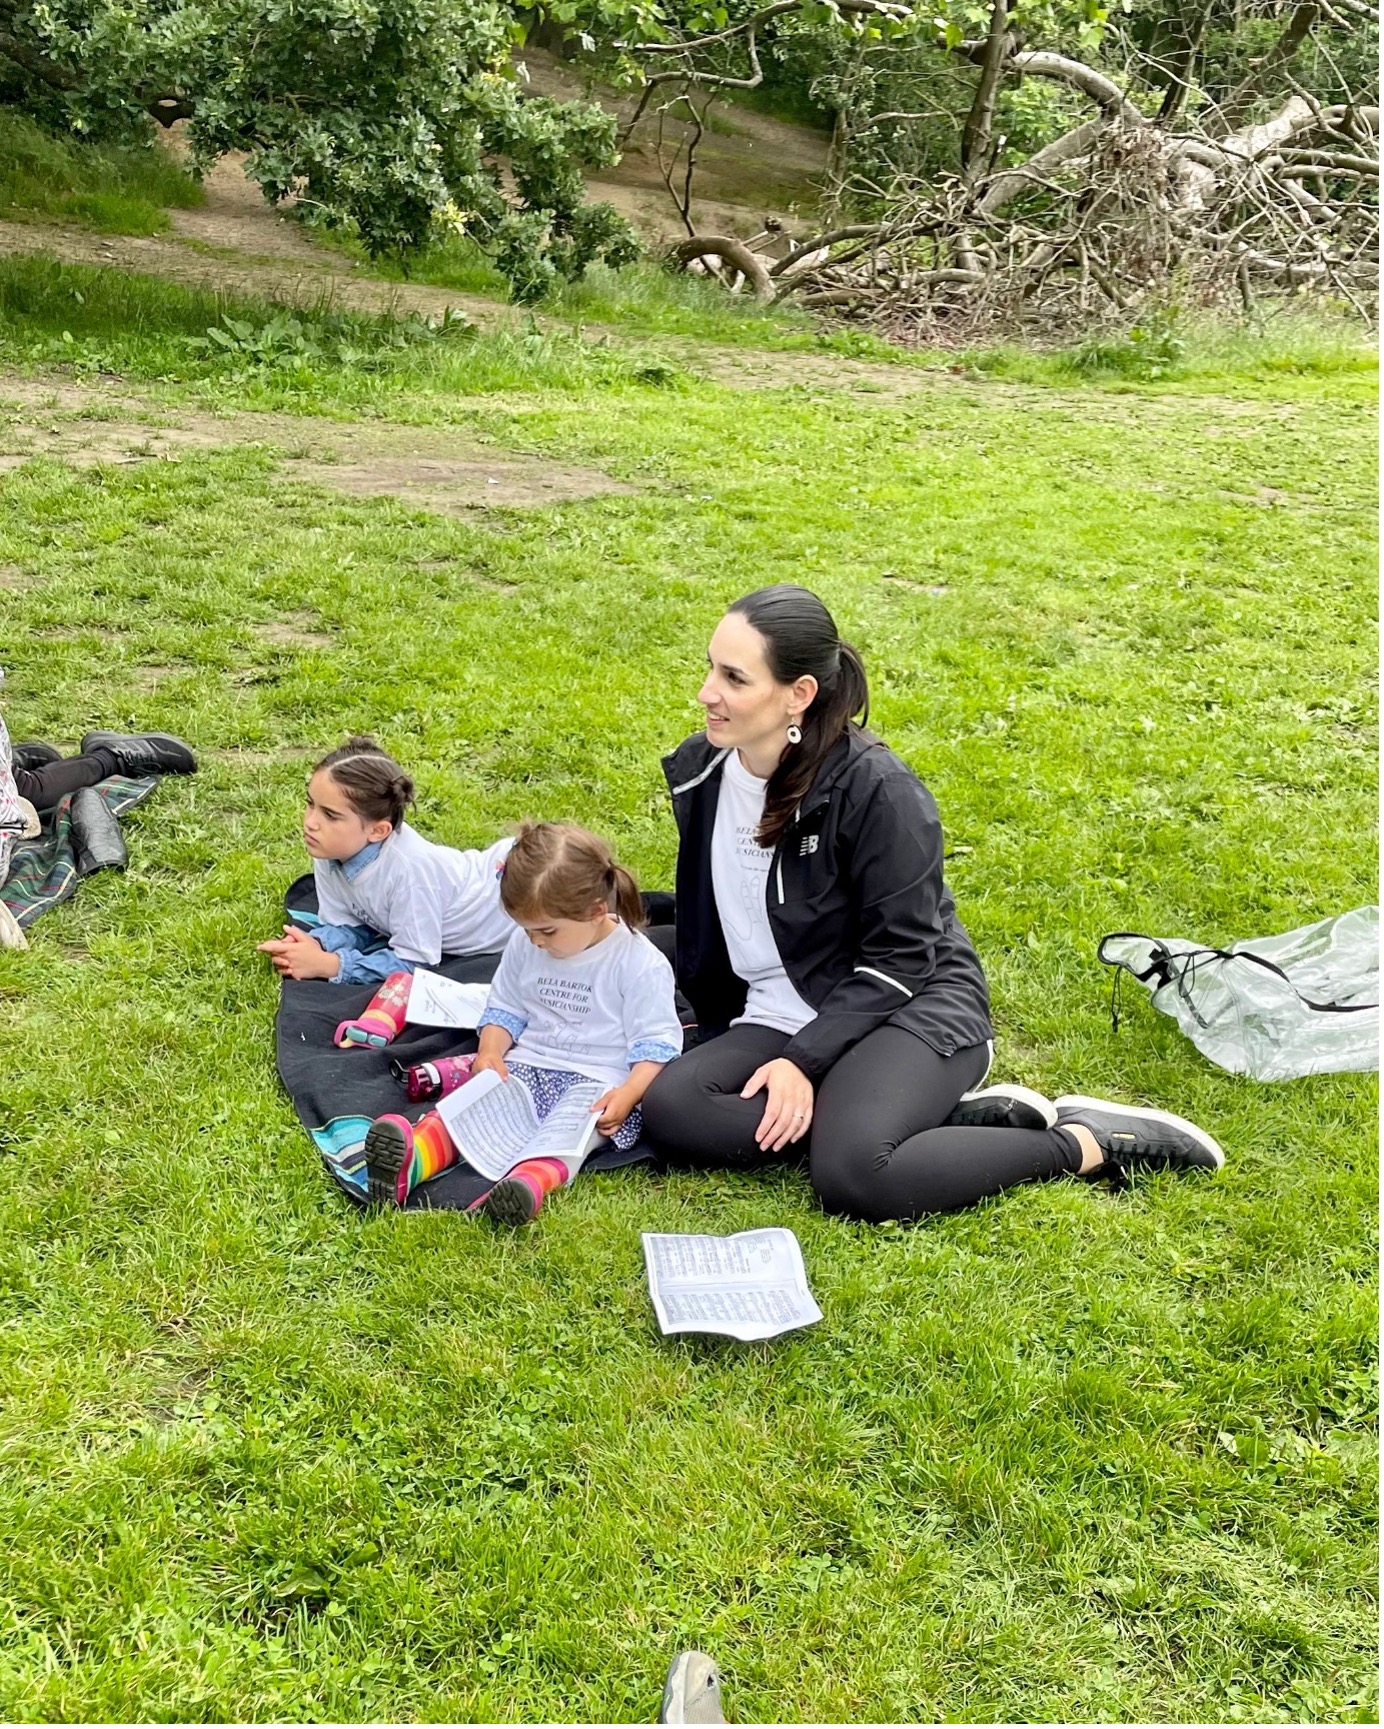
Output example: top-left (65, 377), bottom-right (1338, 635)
top-left (0, 0), bottom-right (640, 299)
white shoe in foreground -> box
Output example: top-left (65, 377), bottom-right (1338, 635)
top-left (659, 1652), bottom-right (726, 1725)
top-left (1055, 1095), bottom-right (1225, 1172)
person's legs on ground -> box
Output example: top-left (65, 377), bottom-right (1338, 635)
top-left (809, 1025), bottom-right (1086, 1222)
top-left (13, 753), bottom-right (112, 812)
top-left (641, 1024), bottom-right (792, 1169)
top-left (13, 730), bottom-right (198, 812)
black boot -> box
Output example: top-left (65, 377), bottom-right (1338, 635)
top-left (11, 741), bottom-right (62, 772)
top-left (79, 731), bottom-right (197, 777)
top-left (70, 786), bottom-right (129, 876)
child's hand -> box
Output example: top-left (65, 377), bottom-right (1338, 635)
top-left (257, 925), bottom-right (340, 980)
top-left (592, 1083), bottom-right (638, 1135)
top-left (472, 1051), bottom-right (510, 1083)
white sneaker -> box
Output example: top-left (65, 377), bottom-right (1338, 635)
top-left (659, 1652), bottom-right (725, 1724)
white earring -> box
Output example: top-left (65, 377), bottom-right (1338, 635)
top-left (786, 719), bottom-right (803, 745)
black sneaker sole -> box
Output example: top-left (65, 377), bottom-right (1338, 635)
top-left (484, 1177), bottom-right (540, 1227)
top-left (363, 1118), bottom-right (410, 1206)
top-left (1055, 1096), bottom-right (1226, 1170)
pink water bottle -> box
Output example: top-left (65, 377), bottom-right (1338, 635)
top-left (397, 1052), bottom-right (475, 1102)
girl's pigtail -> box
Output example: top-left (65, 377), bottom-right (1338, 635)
top-left (610, 863), bottom-right (646, 931)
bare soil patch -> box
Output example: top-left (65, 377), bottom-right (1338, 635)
top-left (252, 616), bottom-right (334, 650)
top-left (0, 374), bottom-right (638, 513)
top-left (130, 664), bottom-right (192, 688)
top-left (520, 49), bottom-right (829, 243)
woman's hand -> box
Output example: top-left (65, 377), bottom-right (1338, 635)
top-left (741, 1057), bottom-right (814, 1152)
top-left (471, 1051), bottom-right (510, 1083)
top-left (257, 926), bottom-right (340, 980)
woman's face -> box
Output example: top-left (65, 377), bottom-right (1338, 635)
top-left (698, 611), bottom-right (808, 760)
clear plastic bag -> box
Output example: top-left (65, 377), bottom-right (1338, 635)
top-left (1099, 908), bottom-right (1379, 1081)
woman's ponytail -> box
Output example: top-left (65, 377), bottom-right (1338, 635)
top-left (727, 587), bottom-right (871, 851)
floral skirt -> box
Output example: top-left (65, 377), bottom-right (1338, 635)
top-left (509, 1062), bottom-right (643, 1152)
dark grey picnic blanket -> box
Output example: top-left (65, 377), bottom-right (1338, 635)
top-left (277, 874), bottom-right (663, 1210)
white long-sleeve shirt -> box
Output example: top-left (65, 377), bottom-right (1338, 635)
top-left (478, 920), bottom-right (683, 1088)
top-left (313, 823), bottom-right (513, 967)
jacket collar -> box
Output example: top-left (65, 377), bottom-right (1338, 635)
top-left (662, 727), bottom-right (881, 812)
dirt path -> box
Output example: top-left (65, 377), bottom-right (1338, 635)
top-left (0, 374), bottom-right (638, 511)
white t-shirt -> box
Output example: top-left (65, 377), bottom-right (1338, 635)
top-left (711, 751), bottom-right (817, 1036)
top-left (480, 919), bottom-right (683, 1088)
top-left (314, 824), bottom-right (514, 966)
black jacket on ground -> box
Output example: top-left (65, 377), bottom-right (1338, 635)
top-left (662, 728), bottom-right (993, 1083)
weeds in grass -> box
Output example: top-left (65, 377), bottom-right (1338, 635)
top-left (0, 112), bottom-right (203, 235)
top-left (0, 257), bottom-right (692, 397)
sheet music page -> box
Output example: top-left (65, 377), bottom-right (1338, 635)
top-left (434, 1070), bottom-right (607, 1181)
top-left (404, 970), bottom-right (491, 1030)
top-left (521, 1080), bottom-right (608, 1179)
top-left (435, 1071), bottom-right (541, 1180)
top-left (641, 1228), bottom-right (822, 1341)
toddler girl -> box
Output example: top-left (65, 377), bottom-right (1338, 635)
top-left (258, 736), bottom-right (514, 1045)
top-left (364, 821), bottom-right (682, 1224)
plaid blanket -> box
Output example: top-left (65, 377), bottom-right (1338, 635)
top-left (1, 775), bottom-right (158, 929)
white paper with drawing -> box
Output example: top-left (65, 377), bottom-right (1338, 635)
top-left (404, 970), bottom-right (490, 1030)
top-left (641, 1228), bottom-right (822, 1341)
top-left (434, 1067), bottom-right (605, 1182)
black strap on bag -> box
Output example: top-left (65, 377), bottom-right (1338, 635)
top-left (1098, 932), bottom-right (1376, 1034)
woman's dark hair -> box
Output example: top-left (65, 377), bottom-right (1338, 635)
top-left (313, 735), bottom-right (415, 831)
top-left (500, 821), bottom-right (646, 930)
top-left (727, 585), bottom-right (869, 850)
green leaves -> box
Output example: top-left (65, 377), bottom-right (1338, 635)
top-left (0, 0), bottom-right (639, 298)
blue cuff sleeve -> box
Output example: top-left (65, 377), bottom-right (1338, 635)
top-left (333, 947), bottom-right (416, 986)
top-left (301, 918), bottom-right (385, 956)
top-left (627, 1037), bottom-right (681, 1066)
top-left (478, 1006), bottom-right (529, 1042)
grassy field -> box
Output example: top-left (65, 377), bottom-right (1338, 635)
top-left (0, 259), bottom-right (1377, 1724)
top-left (0, 113), bottom-right (204, 237)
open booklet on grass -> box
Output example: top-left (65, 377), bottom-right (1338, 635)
top-left (434, 1068), bottom-right (606, 1182)
top-left (641, 1228), bottom-right (823, 1341)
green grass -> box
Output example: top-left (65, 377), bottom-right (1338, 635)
top-left (0, 255), bottom-right (695, 398)
top-left (0, 112), bottom-right (204, 236)
top-left (302, 225), bottom-right (858, 349)
top-left (965, 308), bottom-right (1379, 399)
top-left (0, 263), bottom-right (1377, 1723)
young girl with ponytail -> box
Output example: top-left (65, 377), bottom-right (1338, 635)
top-left (363, 821), bottom-right (682, 1223)
top-left (257, 736), bottom-right (514, 1046)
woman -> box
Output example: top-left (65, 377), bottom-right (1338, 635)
top-left (641, 586), bottom-right (1224, 1223)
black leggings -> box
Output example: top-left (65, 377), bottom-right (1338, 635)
top-left (14, 750), bottom-right (118, 813)
top-left (642, 1023), bottom-right (1084, 1223)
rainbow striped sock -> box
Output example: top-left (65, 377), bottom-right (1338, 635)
top-left (404, 1110), bottom-right (460, 1198)
top-left (482, 1157), bottom-right (569, 1227)
top-left (335, 971), bottom-right (412, 1049)
top-left (363, 1109), bottom-right (459, 1206)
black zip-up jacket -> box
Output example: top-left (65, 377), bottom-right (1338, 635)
top-left (662, 728), bottom-right (993, 1083)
